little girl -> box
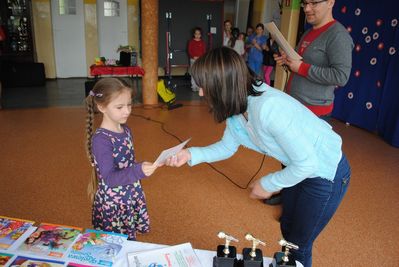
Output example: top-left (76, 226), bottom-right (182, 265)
top-left (188, 27), bottom-right (206, 91)
top-left (262, 33), bottom-right (279, 85)
top-left (229, 28), bottom-right (245, 57)
top-left (85, 78), bottom-right (157, 240)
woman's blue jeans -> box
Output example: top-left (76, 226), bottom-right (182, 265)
top-left (280, 154), bottom-right (351, 267)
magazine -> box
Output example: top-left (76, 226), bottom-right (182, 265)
top-left (8, 255), bottom-right (64, 267)
top-left (0, 252), bottom-right (14, 267)
top-left (67, 229), bottom-right (127, 267)
top-left (67, 262), bottom-right (96, 267)
top-left (17, 223), bottom-right (82, 258)
top-left (0, 216), bottom-right (35, 250)
top-left (127, 242), bottom-right (202, 267)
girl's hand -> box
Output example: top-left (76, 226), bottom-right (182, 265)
top-left (165, 149), bottom-right (191, 167)
top-left (248, 180), bottom-right (274, 199)
top-left (141, 162), bottom-right (158, 176)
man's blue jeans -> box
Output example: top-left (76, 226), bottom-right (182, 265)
top-left (280, 154), bottom-right (351, 267)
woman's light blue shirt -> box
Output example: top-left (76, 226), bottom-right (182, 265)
top-left (188, 83), bottom-right (342, 192)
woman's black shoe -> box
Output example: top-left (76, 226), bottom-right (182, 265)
top-left (263, 193), bottom-right (282, 205)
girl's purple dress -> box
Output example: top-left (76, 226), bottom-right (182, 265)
top-left (91, 125), bottom-right (149, 240)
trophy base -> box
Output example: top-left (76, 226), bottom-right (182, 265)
top-left (213, 245), bottom-right (238, 267)
top-left (242, 248), bottom-right (263, 267)
top-left (269, 252), bottom-right (297, 267)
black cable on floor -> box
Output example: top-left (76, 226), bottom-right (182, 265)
top-left (131, 108), bottom-right (266, 190)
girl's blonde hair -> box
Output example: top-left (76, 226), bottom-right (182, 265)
top-left (85, 78), bottom-right (132, 202)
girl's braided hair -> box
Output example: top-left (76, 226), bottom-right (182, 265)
top-left (85, 78), bottom-right (132, 202)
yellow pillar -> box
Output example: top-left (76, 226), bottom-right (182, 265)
top-left (128, 0), bottom-right (140, 54)
top-left (274, 0), bottom-right (300, 90)
top-left (32, 0), bottom-right (56, 78)
top-left (251, 0), bottom-right (266, 27)
top-left (84, 0), bottom-right (98, 74)
top-left (141, 0), bottom-right (159, 106)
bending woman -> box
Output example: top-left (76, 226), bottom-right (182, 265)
top-left (166, 47), bottom-right (351, 267)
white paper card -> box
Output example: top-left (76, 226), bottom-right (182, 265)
top-left (153, 138), bottom-right (191, 166)
top-left (127, 242), bottom-right (202, 267)
top-left (265, 22), bottom-right (302, 60)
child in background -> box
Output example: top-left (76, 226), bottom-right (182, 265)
top-left (85, 78), bottom-right (158, 240)
top-left (223, 20), bottom-right (233, 46)
top-left (188, 27), bottom-right (206, 91)
top-left (262, 34), bottom-right (279, 85)
top-left (244, 26), bottom-right (254, 62)
top-left (230, 28), bottom-right (245, 57)
top-left (247, 23), bottom-right (267, 77)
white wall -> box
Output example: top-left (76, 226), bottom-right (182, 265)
top-left (235, 0), bottom-right (250, 32)
top-left (97, 0), bottom-right (128, 61)
top-left (51, 0), bottom-right (87, 77)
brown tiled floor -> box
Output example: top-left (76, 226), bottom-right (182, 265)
top-left (0, 103), bottom-right (398, 266)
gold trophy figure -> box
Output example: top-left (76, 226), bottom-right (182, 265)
top-left (218, 231), bottom-right (239, 255)
top-left (242, 233), bottom-right (266, 267)
top-left (270, 239), bottom-right (299, 267)
top-left (213, 231), bottom-right (239, 267)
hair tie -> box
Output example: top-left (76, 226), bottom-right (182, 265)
top-left (89, 91), bottom-right (103, 98)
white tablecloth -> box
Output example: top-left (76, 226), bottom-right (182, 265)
top-left (115, 240), bottom-right (303, 267)
top-left (1, 227), bottom-right (302, 267)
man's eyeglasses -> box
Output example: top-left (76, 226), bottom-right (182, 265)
top-left (300, 0), bottom-right (328, 8)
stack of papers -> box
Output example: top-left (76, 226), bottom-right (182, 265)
top-left (127, 242), bottom-right (202, 267)
top-left (265, 22), bottom-right (302, 60)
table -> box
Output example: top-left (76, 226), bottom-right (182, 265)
top-left (89, 65), bottom-right (145, 93)
top-left (89, 65), bottom-right (145, 77)
top-left (115, 240), bottom-right (303, 267)
top-left (1, 227), bottom-right (303, 267)
top-left (115, 240), bottom-right (270, 266)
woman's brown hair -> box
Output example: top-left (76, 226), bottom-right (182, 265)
top-left (191, 46), bottom-right (262, 123)
top-left (85, 78), bottom-right (132, 202)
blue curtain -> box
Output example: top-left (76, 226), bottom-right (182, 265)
top-left (332, 0), bottom-right (399, 147)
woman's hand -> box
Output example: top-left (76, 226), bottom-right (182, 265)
top-left (141, 162), bottom-right (158, 176)
top-left (165, 149), bottom-right (191, 167)
top-left (249, 180), bottom-right (274, 199)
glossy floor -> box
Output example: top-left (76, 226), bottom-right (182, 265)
top-left (0, 80), bottom-right (398, 266)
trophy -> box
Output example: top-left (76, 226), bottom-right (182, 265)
top-left (242, 233), bottom-right (266, 267)
top-left (270, 239), bottom-right (299, 267)
top-left (213, 231), bottom-right (239, 267)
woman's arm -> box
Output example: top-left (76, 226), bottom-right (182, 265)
top-left (166, 121), bottom-right (241, 167)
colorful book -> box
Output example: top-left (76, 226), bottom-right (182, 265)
top-left (8, 255), bottom-right (64, 267)
top-left (0, 252), bottom-right (14, 267)
top-left (18, 223), bottom-right (82, 258)
top-left (67, 263), bottom-right (96, 267)
top-left (0, 216), bottom-right (35, 250)
top-left (67, 229), bottom-right (127, 267)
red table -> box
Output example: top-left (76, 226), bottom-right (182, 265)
top-left (90, 65), bottom-right (145, 77)
top-left (89, 65), bottom-right (144, 95)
